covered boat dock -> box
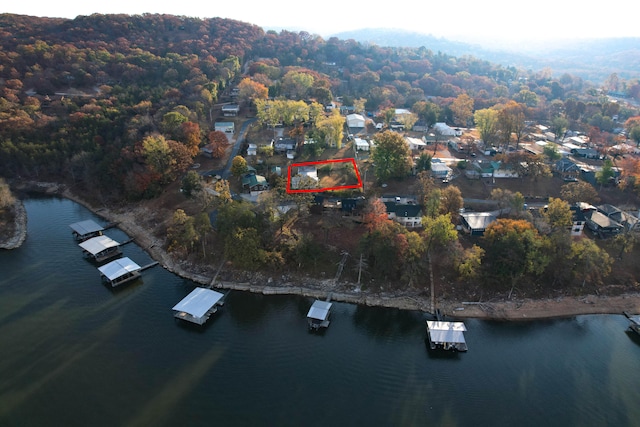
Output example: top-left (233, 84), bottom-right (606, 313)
top-left (426, 320), bottom-right (468, 352)
top-left (307, 300), bottom-right (332, 330)
top-left (70, 220), bottom-right (104, 242)
top-left (79, 235), bottom-right (122, 263)
top-left (98, 257), bottom-right (141, 287)
top-left (172, 287), bottom-right (225, 325)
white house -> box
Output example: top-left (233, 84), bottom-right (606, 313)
top-left (215, 121), bottom-right (235, 134)
top-left (354, 137), bottom-right (370, 151)
top-left (433, 122), bottom-right (458, 136)
top-left (247, 143), bottom-right (257, 156)
top-left (405, 137), bottom-right (426, 151)
top-left (346, 113), bottom-right (366, 129)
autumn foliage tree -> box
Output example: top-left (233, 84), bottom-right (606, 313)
top-left (483, 218), bottom-right (550, 297)
top-left (207, 130), bottom-right (230, 159)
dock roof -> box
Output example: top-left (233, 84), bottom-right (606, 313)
top-left (69, 220), bottom-right (104, 235)
top-left (426, 320), bottom-right (467, 344)
top-left (79, 235), bottom-right (119, 255)
top-left (307, 300), bottom-right (332, 321)
top-left (172, 288), bottom-right (225, 319)
top-left (98, 257), bottom-right (141, 281)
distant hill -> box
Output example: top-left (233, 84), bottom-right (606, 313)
top-left (332, 28), bottom-right (640, 83)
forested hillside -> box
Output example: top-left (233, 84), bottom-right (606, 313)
top-left (1, 13), bottom-right (639, 200)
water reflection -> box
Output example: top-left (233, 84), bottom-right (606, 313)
top-left (352, 305), bottom-right (423, 338)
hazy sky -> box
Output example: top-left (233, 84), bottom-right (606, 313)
top-left (4, 0), bottom-right (639, 46)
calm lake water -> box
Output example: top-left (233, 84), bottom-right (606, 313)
top-left (1, 196), bottom-right (640, 427)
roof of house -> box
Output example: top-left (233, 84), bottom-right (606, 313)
top-left (461, 212), bottom-right (497, 230)
top-left (385, 202), bottom-right (422, 217)
top-left (242, 173), bottom-right (267, 188)
top-left (585, 210), bottom-right (623, 230)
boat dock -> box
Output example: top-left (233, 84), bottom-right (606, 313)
top-left (78, 235), bottom-right (122, 263)
top-left (172, 287), bottom-right (226, 325)
top-left (624, 312), bottom-right (640, 335)
top-left (70, 220), bottom-right (105, 242)
top-left (426, 320), bottom-right (468, 352)
top-left (98, 257), bottom-right (142, 288)
top-left (307, 299), bottom-right (333, 330)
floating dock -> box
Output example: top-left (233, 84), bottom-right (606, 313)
top-left (98, 257), bottom-right (142, 288)
top-left (307, 300), bottom-right (332, 330)
top-left (172, 287), bottom-right (225, 325)
top-left (426, 320), bottom-right (468, 352)
top-left (78, 235), bottom-right (122, 263)
top-left (70, 220), bottom-right (104, 242)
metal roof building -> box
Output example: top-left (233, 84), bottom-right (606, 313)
top-left (426, 320), bottom-right (468, 352)
top-left (172, 287), bottom-right (225, 325)
top-left (307, 300), bottom-right (332, 330)
top-left (79, 235), bottom-right (121, 262)
top-left (98, 257), bottom-right (141, 287)
top-left (69, 220), bottom-right (104, 241)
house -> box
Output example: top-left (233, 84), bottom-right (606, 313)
top-left (355, 137), bottom-right (370, 151)
top-left (584, 209), bottom-right (623, 237)
top-left (384, 201), bottom-right (422, 228)
top-left (242, 172), bottom-right (269, 195)
top-left (274, 137), bottom-right (297, 154)
top-left (247, 143), bottom-right (258, 156)
top-left (413, 121), bottom-right (429, 132)
top-left (571, 148), bottom-right (599, 159)
top-left (433, 122), bottom-right (458, 137)
top-left (555, 158), bottom-right (580, 180)
top-left (430, 160), bottom-right (452, 179)
top-left (221, 104), bottom-right (240, 117)
top-left (291, 166), bottom-right (319, 190)
top-left (405, 137), bottom-right (426, 151)
top-left (346, 113), bottom-right (366, 130)
top-left (215, 121), bottom-right (235, 134)
top-left (597, 204), bottom-right (640, 232)
top-left (340, 105), bottom-right (356, 115)
top-left (460, 212), bottom-right (497, 235)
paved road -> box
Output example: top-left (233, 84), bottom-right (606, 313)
top-left (203, 117), bottom-right (256, 180)
top-left (222, 118), bottom-right (256, 179)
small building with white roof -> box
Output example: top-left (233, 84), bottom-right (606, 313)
top-left (98, 257), bottom-right (141, 288)
top-left (426, 320), bottom-right (468, 352)
top-left (172, 287), bottom-right (226, 325)
top-left (307, 300), bottom-right (332, 330)
top-left (70, 220), bottom-right (104, 242)
top-left (79, 235), bottom-right (122, 263)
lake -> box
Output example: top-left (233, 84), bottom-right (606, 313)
top-left (1, 196), bottom-right (639, 426)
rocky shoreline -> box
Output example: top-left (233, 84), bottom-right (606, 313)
top-left (0, 200), bottom-right (27, 250)
top-left (10, 181), bottom-right (640, 320)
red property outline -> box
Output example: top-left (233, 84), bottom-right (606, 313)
top-left (287, 158), bottom-right (363, 194)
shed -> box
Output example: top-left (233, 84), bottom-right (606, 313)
top-left (172, 287), bottom-right (225, 325)
top-left (98, 257), bottom-right (141, 287)
top-left (70, 220), bottom-right (104, 242)
top-left (79, 235), bottom-right (121, 263)
top-left (307, 300), bottom-right (332, 330)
